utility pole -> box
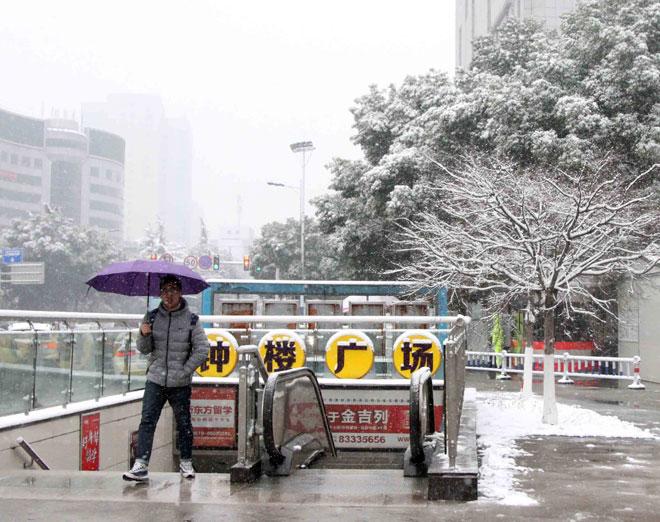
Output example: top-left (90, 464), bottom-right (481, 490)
top-left (289, 141), bottom-right (314, 280)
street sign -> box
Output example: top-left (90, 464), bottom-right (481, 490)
top-left (198, 255), bottom-right (212, 270)
top-left (184, 255), bottom-right (198, 269)
top-left (2, 247), bottom-right (23, 264)
top-left (160, 253), bottom-right (173, 263)
top-left (0, 262), bottom-right (45, 284)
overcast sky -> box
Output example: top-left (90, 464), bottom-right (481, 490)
top-left (0, 0), bottom-right (455, 237)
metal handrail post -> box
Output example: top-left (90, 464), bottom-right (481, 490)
top-left (14, 437), bottom-right (50, 470)
top-left (123, 322), bottom-right (132, 394)
top-left (29, 320), bottom-right (38, 411)
top-left (64, 320), bottom-right (75, 405)
top-left (231, 345), bottom-right (264, 482)
top-left (96, 321), bottom-right (106, 398)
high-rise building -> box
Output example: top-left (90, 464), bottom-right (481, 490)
top-left (82, 95), bottom-right (193, 245)
top-left (159, 117), bottom-right (192, 245)
top-left (0, 106), bottom-right (125, 240)
top-left (455, 0), bottom-right (578, 69)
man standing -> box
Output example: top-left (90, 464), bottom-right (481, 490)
top-left (123, 274), bottom-right (210, 482)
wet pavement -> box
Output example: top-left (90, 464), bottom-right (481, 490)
top-left (0, 373), bottom-right (658, 521)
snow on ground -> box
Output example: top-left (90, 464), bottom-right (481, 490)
top-left (476, 391), bottom-right (656, 506)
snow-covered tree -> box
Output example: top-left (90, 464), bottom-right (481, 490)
top-left (139, 217), bottom-right (168, 259)
top-left (394, 156), bottom-right (659, 423)
top-left (0, 209), bottom-right (119, 311)
top-left (315, 0), bottom-right (659, 278)
top-left (250, 217), bottom-right (342, 280)
top-left (138, 217), bottom-right (186, 261)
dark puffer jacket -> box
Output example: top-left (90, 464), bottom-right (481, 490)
top-left (136, 298), bottom-right (210, 387)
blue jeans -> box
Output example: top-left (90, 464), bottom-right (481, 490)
top-left (136, 380), bottom-right (193, 462)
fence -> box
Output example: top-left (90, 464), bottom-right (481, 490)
top-left (466, 349), bottom-right (645, 388)
top-left (0, 309), bottom-right (470, 417)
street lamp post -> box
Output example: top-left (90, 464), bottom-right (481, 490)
top-left (289, 141), bottom-right (314, 280)
top-left (266, 181), bottom-right (299, 280)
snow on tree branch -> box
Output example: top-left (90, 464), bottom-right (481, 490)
top-left (393, 155), bottom-right (659, 317)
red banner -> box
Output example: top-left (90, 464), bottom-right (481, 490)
top-left (191, 386), bottom-right (237, 448)
top-left (532, 341), bottom-right (594, 351)
top-left (80, 412), bottom-right (100, 471)
top-left (323, 387), bottom-right (444, 449)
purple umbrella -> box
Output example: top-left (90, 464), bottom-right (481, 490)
top-left (86, 260), bottom-right (209, 307)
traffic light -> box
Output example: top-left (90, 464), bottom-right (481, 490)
top-left (150, 253), bottom-right (157, 260)
top-left (243, 255), bottom-right (250, 271)
top-left (212, 255), bottom-right (220, 271)
top-left (255, 266), bottom-right (262, 273)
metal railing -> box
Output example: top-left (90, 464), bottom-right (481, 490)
top-left (466, 349), bottom-right (645, 387)
top-left (443, 318), bottom-right (468, 467)
top-left (13, 436), bottom-right (50, 469)
top-left (1, 309), bottom-right (470, 417)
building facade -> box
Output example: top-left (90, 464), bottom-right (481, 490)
top-left (618, 272), bottom-right (660, 384)
top-left (82, 94), bottom-right (193, 245)
top-left (0, 107), bottom-right (125, 240)
top-left (455, 0), bottom-right (578, 69)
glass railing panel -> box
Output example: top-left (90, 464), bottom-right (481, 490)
top-left (102, 329), bottom-right (129, 396)
top-left (123, 329), bottom-right (148, 391)
top-left (69, 330), bottom-right (103, 402)
top-left (33, 330), bottom-right (69, 409)
top-left (0, 330), bottom-right (35, 415)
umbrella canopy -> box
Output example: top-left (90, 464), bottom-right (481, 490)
top-left (86, 259), bottom-right (209, 297)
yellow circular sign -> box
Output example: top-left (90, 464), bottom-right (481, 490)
top-left (392, 330), bottom-right (442, 378)
top-left (196, 329), bottom-right (239, 377)
top-left (325, 330), bottom-right (374, 379)
top-left (258, 329), bottom-right (306, 373)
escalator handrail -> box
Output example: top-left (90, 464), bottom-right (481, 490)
top-left (236, 345), bottom-right (269, 382)
top-left (262, 367), bottom-right (337, 464)
top-left (409, 367), bottom-right (435, 463)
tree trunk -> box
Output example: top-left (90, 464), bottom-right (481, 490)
top-left (542, 291), bottom-right (558, 424)
top-left (521, 310), bottom-right (535, 398)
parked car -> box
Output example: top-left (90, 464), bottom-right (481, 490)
top-left (5, 322), bottom-right (60, 366)
top-left (112, 332), bottom-right (148, 375)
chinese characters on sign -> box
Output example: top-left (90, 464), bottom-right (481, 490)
top-left (323, 388), bottom-right (444, 449)
top-left (392, 330), bottom-right (442, 378)
top-left (324, 330), bottom-right (375, 379)
top-left (190, 386), bottom-right (237, 448)
top-left (258, 330), bottom-right (306, 373)
top-left (197, 330), bottom-right (238, 378)
top-left (80, 411), bottom-right (100, 471)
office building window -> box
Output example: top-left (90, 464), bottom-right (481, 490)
top-left (106, 169), bottom-right (113, 180)
top-left (10, 153), bottom-right (18, 165)
top-left (33, 158), bottom-right (43, 169)
top-left (21, 156), bottom-right (31, 167)
top-left (0, 150), bottom-right (7, 162)
top-left (90, 166), bottom-right (99, 177)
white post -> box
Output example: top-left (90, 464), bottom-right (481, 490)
top-left (521, 346), bottom-right (534, 398)
top-left (300, 149), bottom-right (306, 280)
top-left (627, 355), bottom-right (646, 390)
top-left (557, 352), bottom-right (574, 385)
top-left (542, 353), bottom-right (559, 424)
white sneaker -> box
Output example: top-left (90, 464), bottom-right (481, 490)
top-left (180, 459), bottom-right (195, 478)
top-left (123, 460), bottom-right (149, 482)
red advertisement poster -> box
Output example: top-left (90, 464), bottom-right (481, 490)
top-left (323, 388), bottom-right (443, 449)
top-left (80, 411), bottom-right (100, 471)
top-left (191, 386), bottom-right (237, 448)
